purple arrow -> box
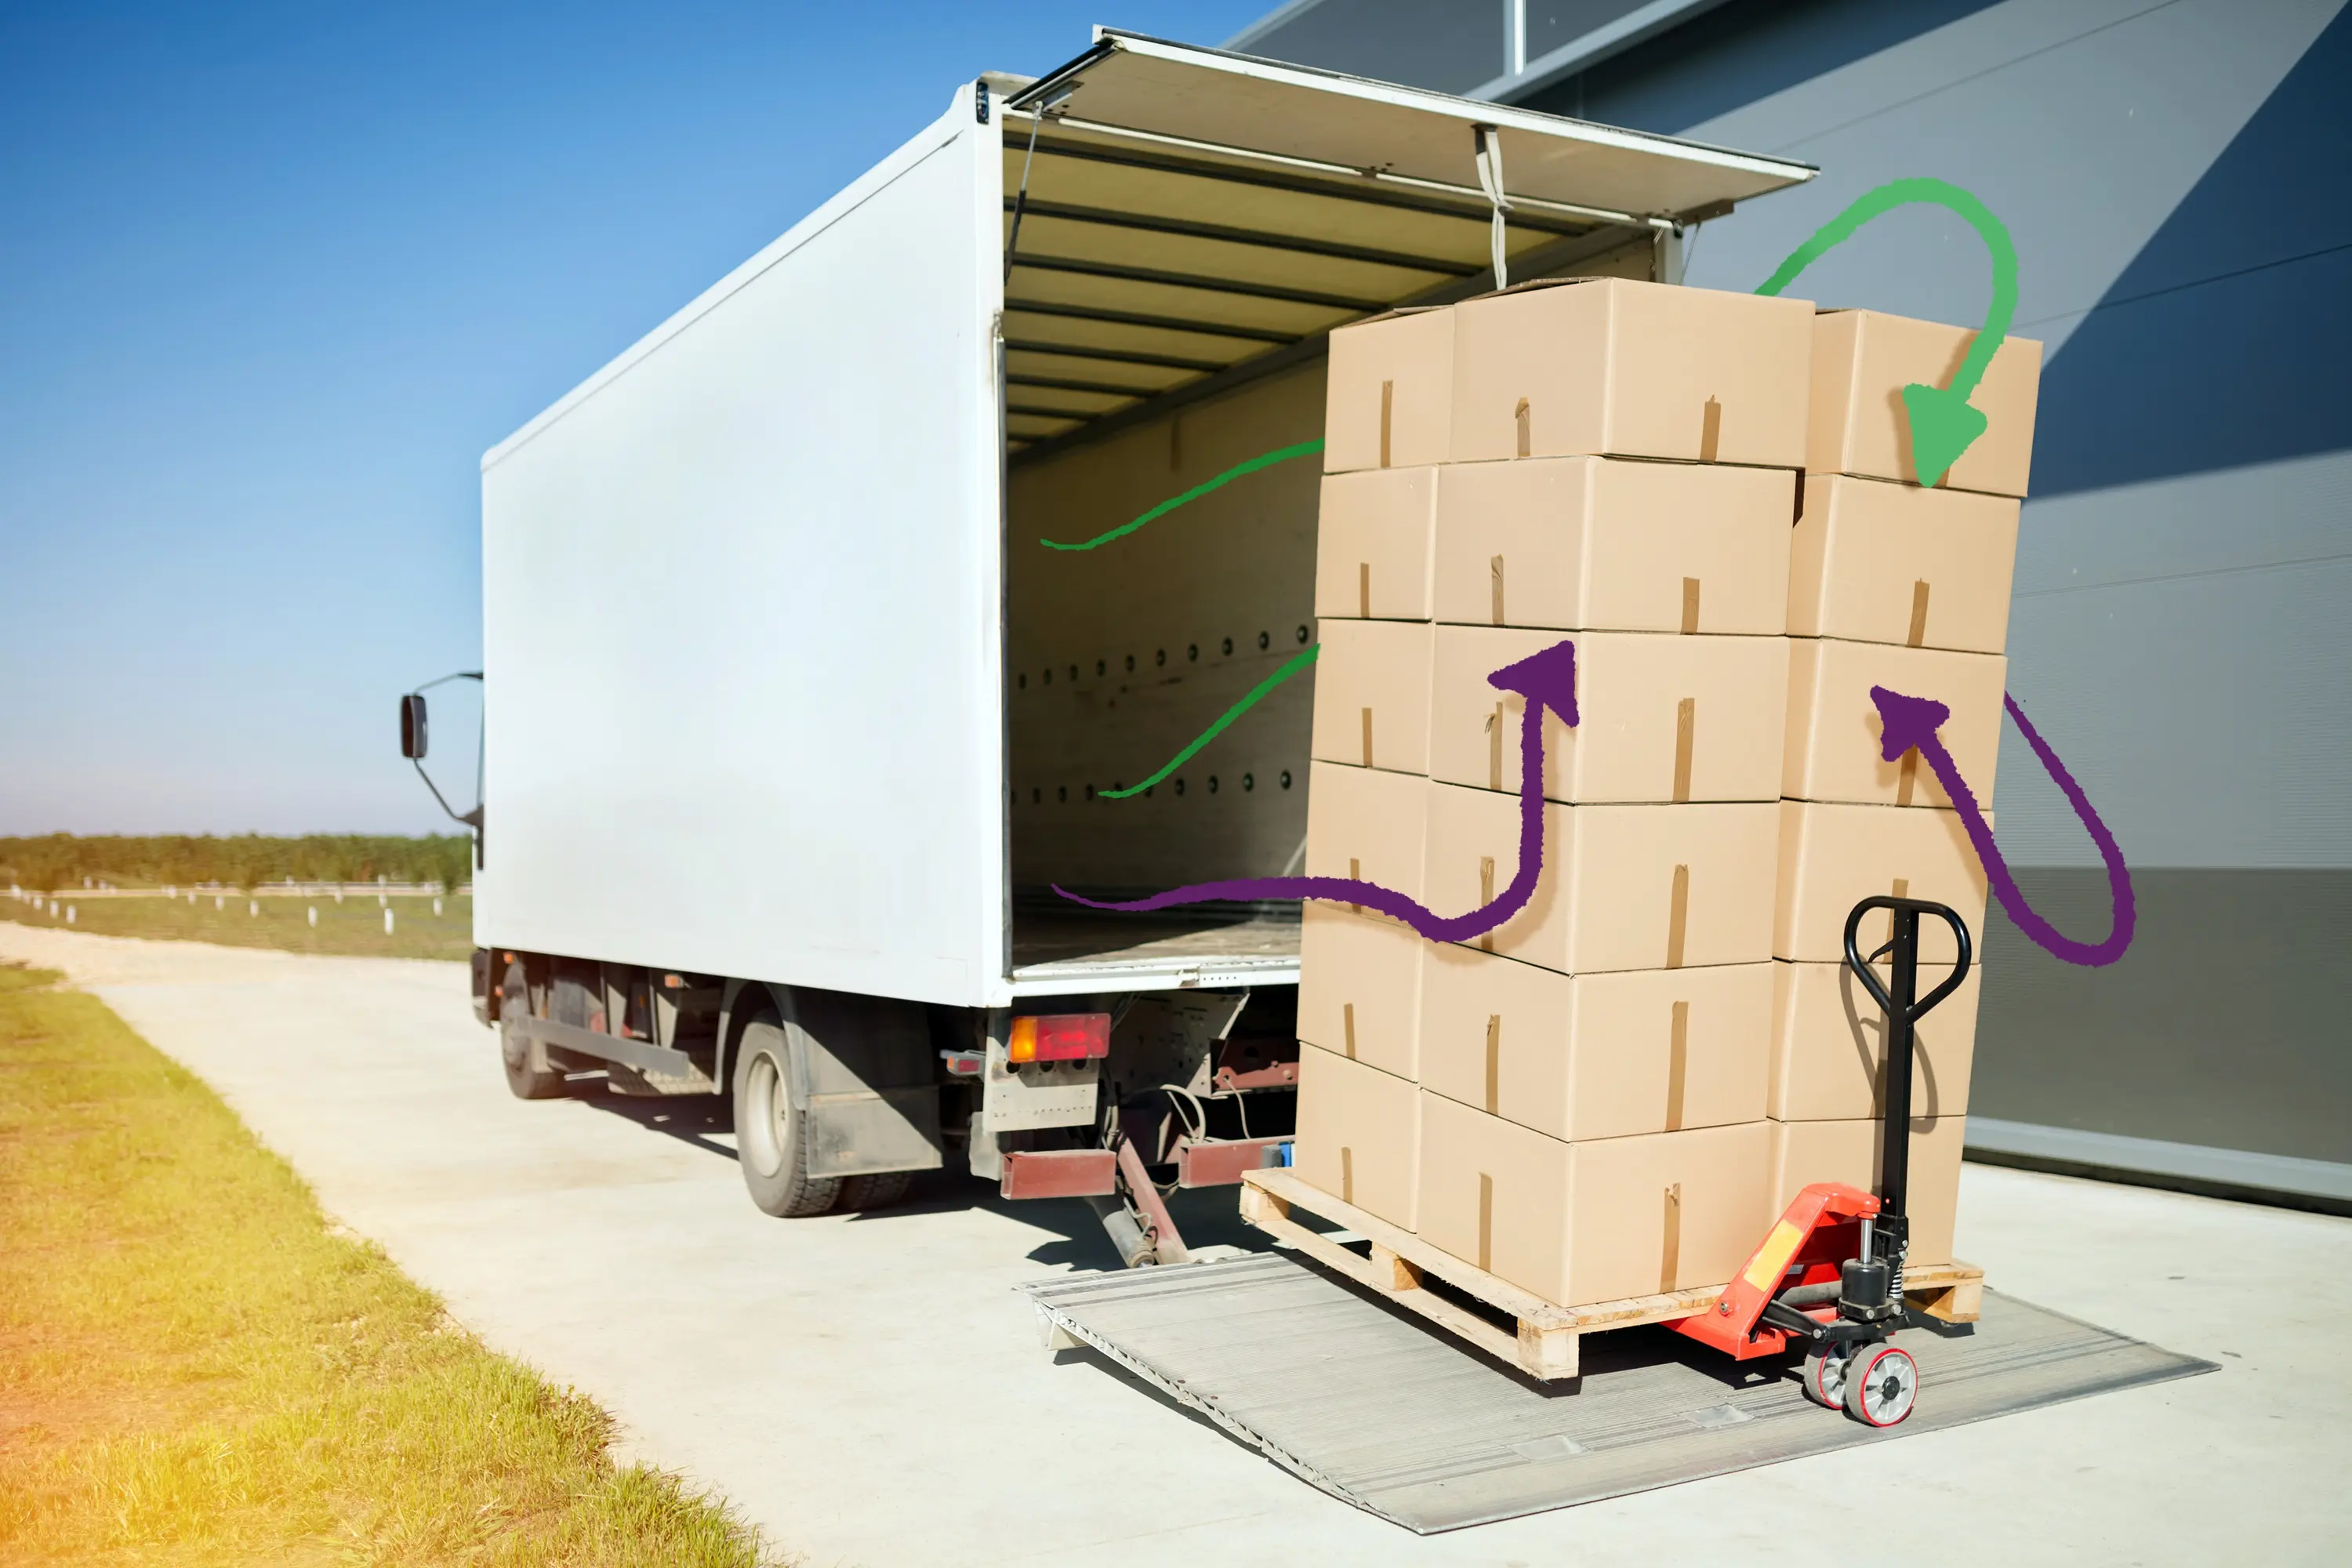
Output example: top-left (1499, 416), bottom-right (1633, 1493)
top-left (1872, 684), bottom-right (2136, 967)
top-left (1056, 639), bottom-right (1580, 943)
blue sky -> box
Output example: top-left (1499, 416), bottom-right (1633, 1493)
top-left (0, 2), bottom-right (1265, 835)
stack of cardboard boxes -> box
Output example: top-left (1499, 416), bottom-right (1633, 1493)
top-left (1766, 310), bottom-right (2040, 1267)
top-left (1294, 277), bottom-right (1817, 1307)
top-left (1290, 280), bottom-right (2043, 1307)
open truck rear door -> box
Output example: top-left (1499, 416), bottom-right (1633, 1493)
top-left (996, 31), bottom-right (1815, 1004)
top-left (996, 28), bottom-right (1815, 463)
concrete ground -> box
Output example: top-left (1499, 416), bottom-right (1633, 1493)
top-left (5, 924), bottom-right (2345, 1566)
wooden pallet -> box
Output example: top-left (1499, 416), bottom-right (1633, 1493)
top-left (1239, 1167), bottom-right (1984, 1381)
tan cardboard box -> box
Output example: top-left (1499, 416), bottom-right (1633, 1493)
top-left (1424, 784), bottom-right (1777, 973)
top-left (1325, 307), bottom-right (1454, 474)
top-left (1421, 943), bottom-right (1770, 1140)
top-left (1450, 278), bottom-right (1813, 467)
top-left (1767, 1114), bottom-right (1966, 1265)
top-left (1784, 637), bottom-right (2005, 809)
top-left (1310, 619), bottom-right (1433, 775)
top-left (1769, 959), bottom-right (1980, 1121)
top-left (1432, 626), bottom-right (1786, 803)
top-left (1415, 1091), bottom-right (1566, 1293)
top-left (1294, 1042), bottom-right (1421, 1231)
top-left (1305, 761), bottom-right (1429, 900)
top-left (1316, 466), bottom-right (1438, 621)
top-left (1432, 456), bottom-right (1794, 633)
top-left (1298, 902), bottom-right (1424, 1081)
top-left (1808, 310), bottom-right (2042, 497)
top-left (1775, 801), bottom-right (1987, 965)
top-left (1417, 1097), bottom-right (1773, 1305)
top-left (1789, 474), bottom-right (2020, 654)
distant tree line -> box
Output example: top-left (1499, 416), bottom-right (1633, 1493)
top-left (0, 834), bottom-right (473, 895)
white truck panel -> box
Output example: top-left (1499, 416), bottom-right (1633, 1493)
top-left (479, 91), bottom-right (1008, 1007)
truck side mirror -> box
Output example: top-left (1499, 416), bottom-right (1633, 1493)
top-left (400, 693), bottom-right (429, 760)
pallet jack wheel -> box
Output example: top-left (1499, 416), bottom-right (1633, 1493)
top-left (1842, 1342), bottom-right (1919, 1427)
top-left (1802, 1341), bottom-right (1853, 1410)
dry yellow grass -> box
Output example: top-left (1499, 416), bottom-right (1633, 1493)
top-left (0, 962), bottom-right (784, 1566)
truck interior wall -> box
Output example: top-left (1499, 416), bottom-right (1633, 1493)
top-left (1006, 363), bottom-right (1327, 900)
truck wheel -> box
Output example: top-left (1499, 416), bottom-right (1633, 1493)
top-left (837, 1171), bottom-right (914, 1211)
top-left (731, 1012), bottom-right (840, 1218)
top-left (500, 960), bottom-right (571, 1100)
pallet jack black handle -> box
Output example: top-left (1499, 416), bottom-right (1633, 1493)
top-left (1841, 897), bottom-right (1972, 1235)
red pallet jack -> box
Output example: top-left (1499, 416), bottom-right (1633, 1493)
top-left (1668, 895), bottom-right (1974, 1427)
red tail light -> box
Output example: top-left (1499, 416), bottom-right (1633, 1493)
top-left (1008, 1012), bottom-right (1111, 1064)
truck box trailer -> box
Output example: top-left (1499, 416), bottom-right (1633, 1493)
top-left (405, 29), bottom-right (1813, 1255)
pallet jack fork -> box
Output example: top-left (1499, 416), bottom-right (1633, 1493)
top-left (1669, 895), bottom-right (1974, 1427)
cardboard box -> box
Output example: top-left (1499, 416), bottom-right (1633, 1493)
top-left (1315, 466), bottom-right (1438, 621)
top-left (1305, 761), bottom-right (1429, 900)
top-left (1783, 637), bottom-right (2005, 809)
top-left (1808, 310), bottom-right (2042, 497)
top-left (1298, 902), bottom-right (1424, 1080)
top-left (1417, 1098), bottom-right (1773, 1305)
top-left (1789, 474), bottom-right (2020, 654)
top-left (1294, 1042), bottom-right (1421, 1230)
top-left (1432, 626), bottom-right (1786, 803)
top-left (1432, 456), bottom-right (1794, 633)
top-left (1450, 278), bottom-right (1813, 467)
top-left (1423, 784), bottom-right (1778, 973)
top-left (1421, 943), bottom-right (1771, 1140)
top-left (1769, 959), bottom-right (1980, 1121)
top-left (1309, 619), bottom-right (1433, 775)
top-left (1325, 308), bottom-right (1454, 474)
top-left (1767, 1114), bottom-right (1966, 1265)
top-left (1775, 801), bottom-right (1987, 964)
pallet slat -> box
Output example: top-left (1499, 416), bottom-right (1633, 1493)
top-left (1240, 1167), bottom-right (1984, 1381)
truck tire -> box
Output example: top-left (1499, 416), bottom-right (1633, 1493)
top-left (837, 1170), bottom-right (914, 1211)
top-left (500, 960), bottom-right (572, 1100)
top-left (731, 1011), bottom-right (841, 1218)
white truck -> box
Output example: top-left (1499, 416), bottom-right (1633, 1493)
top-left (400, 29), bottom-right (1813, 1261)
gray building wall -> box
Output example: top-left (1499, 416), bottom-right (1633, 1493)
top-left (1228, 0), bottom-right (1506, 93)
top-left (1229, 0), bottom-right (2352, 1180)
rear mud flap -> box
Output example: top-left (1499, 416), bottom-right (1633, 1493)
top-left (804, 1087), bottom-right (944, 1178)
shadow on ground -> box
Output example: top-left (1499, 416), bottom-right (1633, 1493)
top-left (563, 1073), bottom-right (1277, 1272)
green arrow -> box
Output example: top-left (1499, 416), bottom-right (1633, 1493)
top-left (1755, 177), bottom-right (2017, 488)
top-left (1100, 642), bottom-right (1317, 798)
top-left (1040, 437), bottom-right (1324, 551)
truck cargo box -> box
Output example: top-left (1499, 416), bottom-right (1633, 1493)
top-left (477, 30), bottom-right (1813, 1010)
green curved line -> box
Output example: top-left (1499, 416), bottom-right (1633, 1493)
top-left (1754, 176), bottom-right (2018, 405)
top-left (1101, 644), bottom-right (1318, 800)
top-left (1040, 438), bottom-right (1325, 551)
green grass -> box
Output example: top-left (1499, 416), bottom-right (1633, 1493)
top-left (0, 962), bottom-right (785, 1566)
top-left (1, 893), bottom-right (476, 962)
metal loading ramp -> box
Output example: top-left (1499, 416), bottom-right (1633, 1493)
top-left (1020, 1251), bottom-right (2213, 1533)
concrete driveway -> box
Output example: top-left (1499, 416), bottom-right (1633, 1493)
top-left (5, 924), bottom-right (2344, 1565)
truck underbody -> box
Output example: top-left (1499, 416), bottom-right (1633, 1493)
top-left (471, 912), bottom-right (1305, 1262)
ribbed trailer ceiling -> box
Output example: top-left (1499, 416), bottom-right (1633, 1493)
top-left (1000, 31), bottom-right (1815, 460)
